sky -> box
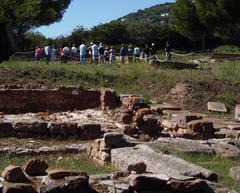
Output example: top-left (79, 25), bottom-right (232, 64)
top-left (36, 0), bottom-right (175, 38)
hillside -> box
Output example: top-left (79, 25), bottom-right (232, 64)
top-left (118, 3), bottom-right (173, 24)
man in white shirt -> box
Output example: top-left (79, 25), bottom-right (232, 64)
top-left (71, 44), bottom-right (78, 63)
top-left (134, 46), bottom-right (141, 62)
top-left (62, 46), bottom-right (69, 63)
top-left (44, 44), bottom-right (51, 63)
top-left (91, 43), bottom-right (98, 63)
top-left (79, 42), bottom-right (87, 64)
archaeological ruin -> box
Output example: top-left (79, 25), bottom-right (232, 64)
top-left (0, 86), bottom-right (239, 193)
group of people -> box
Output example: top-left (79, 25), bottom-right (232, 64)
top-left (34, 42), bottom-right (172, 64)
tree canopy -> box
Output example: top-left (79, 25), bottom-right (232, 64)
top-left (172, 0), bottom-right (240, 41)
top-left (0, 0), bottom-right (72, 35)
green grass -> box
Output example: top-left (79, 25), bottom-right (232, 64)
top-left (181, 153), bottom-right (240, 192)
top-left (0, 153), bottom-right (115, 175)
top-left (0, 59), bottom-right (239, 116)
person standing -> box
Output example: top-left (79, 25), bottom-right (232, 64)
top-left (104, 47), bottom-right (110, 64)
top-left (109, 46), bottom-right (116, 64)
top-left (35, 46), bottom-right (42, 63)
top-left (79, 42), bottom-right (87, 64)
top-left (134, 46), bottom-right (140, 62)
top-left (120, 44), bottom-right (127, 64)
top-left (51, 45), bottom-right (56, 63)
top-left (98, 43), bottom-right (105, 63)
top-left (91, 43), bottom-right (98, 63)
top-left (150, 43), bottom-right (157, 64)
top-left (62, 46), bottom-right (70, 63)
top-left (71, 44), bottom-right (78, 63)
top-left (165, 41), bottom-right (172, 60)
top-left (44, 44), bottom-right (51, 63)
top-left (144, 44), bottom-right (150, 62)
top-left (128, 46), bottom-right (134, 63)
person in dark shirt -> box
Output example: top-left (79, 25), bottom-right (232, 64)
top-left (120, 44), bottom-right (127, 64)
top-left (151, 43), bottom-right (157, 64)
top-left (144, 44), bottom-right (150, 62)
top-left (165, 41), bottom-right (172, 60)
top-left (128, 46), bottom-right (134, 63)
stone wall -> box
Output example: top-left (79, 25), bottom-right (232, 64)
top-left (0, 87), bottom-right (119, 114)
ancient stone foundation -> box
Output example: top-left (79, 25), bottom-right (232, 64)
top-left (0, 87), bottom-right (119, 113)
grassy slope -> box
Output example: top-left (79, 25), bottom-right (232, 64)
top-left (0, 58), bottom-right (239, 113)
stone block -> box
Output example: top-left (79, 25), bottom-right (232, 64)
top-left (207, 102), bottom-right (227, 113)
top-left (187, 120), bottom-right (215, 134)
top-left (114, 113), bottom-right (133, 124)
top-left (66, 176), bottom-right (90, 193)
top-left (2, 165), bottom-right (28, 183)
top-left (47, 169), bottom-right (87, 180)
top-left (150, 103), bottom-right (181, 114)
top-left (128, 162), bottom-right (147, 174)
top-left (235, 105), bottom-right (240, 121)
top-left (104, 132), bottom-right (124, 148)
top-left (129, 174), bottom-right (170, 191)
top-left (101, 89), bottom-right (120, 110)
top-left (23, 159), bottom-right (48, 176)
top-left (3, 182), bottom-right (37, 193)
top-left (133, 108), bottom-right (154, 126)
top-left (142, 114), bottom-right (163, 132)
top-left (48, 122), bottom-right (77, 136)
top-left (78, 124), bottom-right (101, 140)
top-left (13, 122), bottom-right (48, 134)
top-left (229, 167), bottom-right (240, 181)
top-left (0, 122), bottom-right (13, 137)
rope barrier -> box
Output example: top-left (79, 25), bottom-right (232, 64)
top-left (170, 52), bottom-right (194, 57)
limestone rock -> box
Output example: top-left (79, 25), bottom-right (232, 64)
top-left (3, 182), bottom-right (37, 193)
top-left (111, 145), bottom-right (217, 181)
top-left (122, 125), bottom-right (138, 135)
top-left (114, 112), bottom-right (132, 124)
top-left (128, 162), bottom-right (147, 174)
top-left (168, 178), bottom-right (214, 193)
top-left (23, 159), bottom-right (48, 176)
top-left (150, 103), bottom-right (181, 114)
top-left (104, 132), bottom-right (124, 147)
top-left (229, 167), bottom-right (240, 181)
top-left (47, 169), bottom-right (87, 180)
top-left (66, 176), bottom-right (90, 193)
top-left (207, 102), bottom-right (227, 113)
top-left (235, 105), bottom-right (240, 121)
top-left (49, 122), bottom-right (78, 136)
top-left (2, 165), bottom-right (28, 183)
top-left (129, 174), bottom-right (170, 191)
top-left (133, 108), bottom-right (154, 126)
top-left (187, 120), bottom-right (215, 134)
top-left (101, 89), bottom-right (120, 110)
top-left (13, 122), bottom-right (48, 134)
top-left (78, 123), bottom-right (101, 140)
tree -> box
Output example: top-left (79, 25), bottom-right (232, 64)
top-left (172, 0), bottom-right (240, 42)
top-left (171, 0), bottom-right (207, 40)
top-left (0, 0), bottom-right (72, 35)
